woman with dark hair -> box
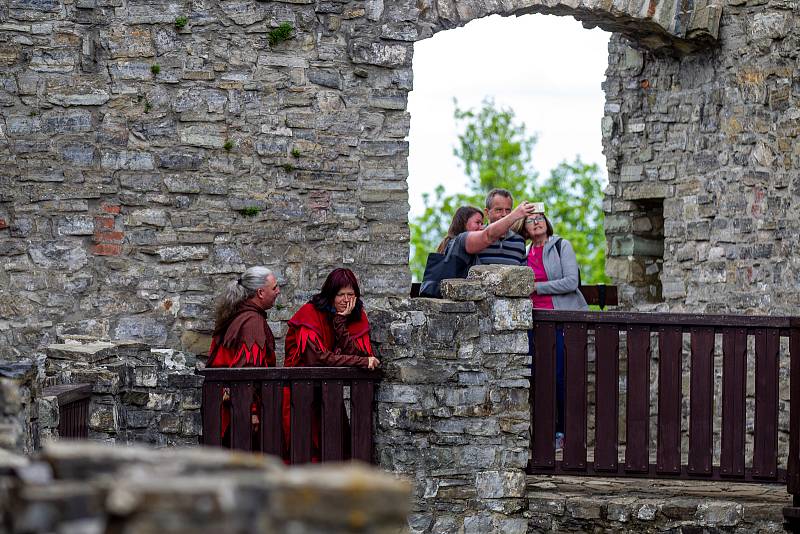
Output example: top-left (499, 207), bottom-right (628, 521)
top-left (435, 206), bottom-right (484, 253)
top-left (283, 268), bottom-right (379, 462)
top-left (420, 201), bottom-right (536, 298)
top-left (519, 210), bottom-right (587, 310)
top-left (284, 268), bottom-right (379, 369)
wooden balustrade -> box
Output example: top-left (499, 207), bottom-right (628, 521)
top-left (527, 309), bottom-right (800, 505)
top-left (197, 367), bottom-right (382, 464)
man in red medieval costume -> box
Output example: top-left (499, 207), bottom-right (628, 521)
top-left (283, 268), bottom-right (380, 461)
top-left (208, 266), bottom-right (280, 446)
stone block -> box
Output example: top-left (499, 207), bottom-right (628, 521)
top-left (696, 501), bottom-right (743, 526)
top-left (491, 299), bottom-right (532, 332)
top-left (474, 470), bottom-right (526, 498)
top-left (89, 405), bottom-right (118, 433)
top-left (466, 265), bottom-right (535, 297)
top-left (349, 39), bottom-right (410, 67)
top-left (480, 332), bottom-right (528, 354)
top-left (37, 396), bottom-right (59, 429)
top-left (566, 497), bottom-right (603, 519)
top-left (158, 413), bottom-right (180, 434)
top-left (440, 279), bottom-right (487, 301)
top-left (101, 151), bottom-right (155, 171)
top-left (621, 182), bottom-right (673, 200)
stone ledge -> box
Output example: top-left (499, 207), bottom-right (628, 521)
top-left (527, 475), bottom-right (790, 532)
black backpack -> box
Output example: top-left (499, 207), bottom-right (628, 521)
top-left (419, 238), bottom-right (476, 298)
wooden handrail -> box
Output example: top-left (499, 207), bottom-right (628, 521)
top-left (198, 367), bottom-right (382, 381)
top-left (527, 309), bottom-right (800, 513)
top-left (42, 383), bottom-right (92, 405)
top-left (42, 383), bottom-right (92, 439)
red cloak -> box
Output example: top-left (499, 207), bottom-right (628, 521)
top-left (282, 302), bottom-right (373, 462)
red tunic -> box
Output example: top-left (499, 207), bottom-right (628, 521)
top-left (284, 303), bottom-right (372, 368)
top-left (282, 303), bottom-right (373, 461)
top-left (207, 302), bottom-right (275, 442)
top-left (208, 302), bottom-right (276, 368)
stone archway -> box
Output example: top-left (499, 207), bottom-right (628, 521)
top-left (0, 0), bottom-right (724, 357)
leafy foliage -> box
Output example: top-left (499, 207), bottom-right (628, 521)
top-left (174, 16), bottom-right (188, 29)
top-left (268, 23), bottom-right (294, 47)
top-left (409, 98), bottom-right (608, 284)
top-left (239, 207), bottom-right (260, 217)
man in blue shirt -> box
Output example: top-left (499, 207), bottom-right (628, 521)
top-left (477, 188), bottom-right (527, 265)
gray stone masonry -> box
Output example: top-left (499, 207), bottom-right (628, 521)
top-left (603, 5), bottom-right (800, 314)
top-left (44, 339), bottom-right (203, 446)
top-left (0, 359), bottom-right (43, 454)
top-left (528, 475), bottom-right (791, 532)
top-left (372, 265), bottom-right (534, 534)
top-left (1, 0), bottom-right (722, 364)
top-left (0, 440), bottom-right (411, 534)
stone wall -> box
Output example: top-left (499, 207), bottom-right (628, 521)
top-left (0, 0), bottom-right (726, 362)
top-left (0, 359), bottom-right (42, 454)
top-left (44, 340), bottom-right (203, 445)
top-left (373, 265), bottom-right (534, 533)
top-left (0, 440), bottom-right (411, 534)
top-left (602, 5), bottom-right (800, 314)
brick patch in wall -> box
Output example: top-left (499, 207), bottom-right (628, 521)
top-left (92, 243), bottom-right (122, 256)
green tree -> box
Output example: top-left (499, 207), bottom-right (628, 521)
top-left (409, 98), bottom-right (609, 284)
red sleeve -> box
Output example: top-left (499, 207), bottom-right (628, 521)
top-left (297, 325), bottom-right (369, 368)
top-left (331, 315), bottom-right (372, 357)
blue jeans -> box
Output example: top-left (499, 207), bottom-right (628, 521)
top-left (528, 328), bottom-right (565, 434)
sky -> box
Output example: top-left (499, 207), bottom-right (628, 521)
top-left (406, 14), bottom-right (611, 216)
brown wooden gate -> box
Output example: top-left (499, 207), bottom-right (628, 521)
top-left (527, 310), bottom-right (800, 508)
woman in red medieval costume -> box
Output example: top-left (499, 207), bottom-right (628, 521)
top-left (283, 268), bottom-right (380, 461)
top-left (208, 266), bottom-right (280, 448)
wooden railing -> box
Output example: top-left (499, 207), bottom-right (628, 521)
top-left (197, 367), bottom-right (381, 464)
top-left (527, 310), bottom-right (800, 506)
top-left (42, 383), bottom-right (92, 439)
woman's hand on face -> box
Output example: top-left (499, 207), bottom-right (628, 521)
top-left (367, 356), bottom-right (380, 369)
top-left (337, 297), bottom-right (355, 316)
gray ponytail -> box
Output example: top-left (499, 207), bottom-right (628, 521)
top-left (214, 266), bottom-right (274, 328)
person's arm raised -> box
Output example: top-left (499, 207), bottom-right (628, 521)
top-left (464, 201), bottom-right (534, 254)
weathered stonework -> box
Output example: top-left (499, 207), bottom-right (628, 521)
top-left (527, 475), bottom-right (791, 532)
top-left (373, 266), bottom-right (534, 533)
top-left (0, 0), bottom-right (725, 362)
top-left (602, 6), bottom-right (800, 314)
top-left (0, 441), bottom-right (411, 534)
top-left (44, 340), bottom-right (203, 445)
top-left (0, 359), bottom-right (42, 454)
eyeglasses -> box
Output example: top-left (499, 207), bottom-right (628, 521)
top-left (526, 216), bottom-right (546, 224)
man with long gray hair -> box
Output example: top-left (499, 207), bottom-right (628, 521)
top-left (208, 266), bottom-right (280, 368)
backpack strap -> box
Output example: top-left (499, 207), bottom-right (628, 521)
top-left (553, 237), bottom-right (581, 287)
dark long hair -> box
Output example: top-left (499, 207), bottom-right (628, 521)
top-left (436, 206), bottom-right (483, 253)
top-left (310, 268), bottom-right (363, 321)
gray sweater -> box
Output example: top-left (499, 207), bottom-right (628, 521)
top-left (533, 235), bottom-right (589, 311)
